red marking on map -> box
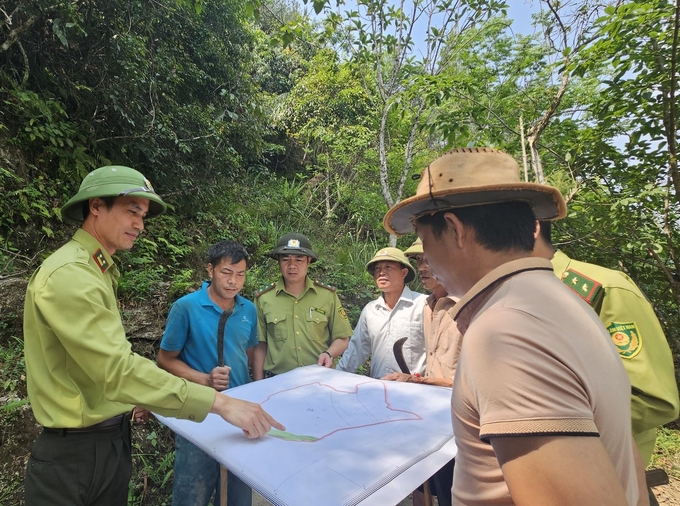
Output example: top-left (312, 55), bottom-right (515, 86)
top-left (260, 381), bottom-right (421, 441)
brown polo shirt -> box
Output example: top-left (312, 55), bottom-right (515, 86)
top-left (423, 294), bottom-right (460, 380)
top-left (450, 258), bottom-right (638, 505)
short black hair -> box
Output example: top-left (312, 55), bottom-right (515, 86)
top-left (416, 201), bottom-right (536, 253)
top-left (82, 196), bottom-right (116, 220)
top-left (538, 220), bottom-right (552, 245)
top-left (208, 240), bottom-right (249, 268)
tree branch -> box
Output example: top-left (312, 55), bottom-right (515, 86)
top-left (1, 13), bottom-right (38, 52)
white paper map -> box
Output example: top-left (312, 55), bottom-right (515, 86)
top-left (156, 365), bottom-right (455, 506)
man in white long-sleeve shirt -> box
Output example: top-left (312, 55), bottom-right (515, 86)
top-left (336, 247), bottom-right (427, 378)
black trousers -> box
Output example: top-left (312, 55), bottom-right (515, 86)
top-left (25, 420), bottom-right (132, 506)
top-left (418, 458), bottom-right (454, 506)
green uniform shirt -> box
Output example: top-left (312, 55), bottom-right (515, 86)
top-left (552, 250), bottom-right (680, 464)
top-left (255, 276), bottom-right (353, 375)
top-left (23, 229), bottom-right (215, 428)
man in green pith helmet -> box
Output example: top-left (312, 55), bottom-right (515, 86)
top-left (336, 247), bottom-right (427, 379)
top-left (252, 233), bottom-right (353, 379)
top-left (23, 166), bottom-right (283, 506)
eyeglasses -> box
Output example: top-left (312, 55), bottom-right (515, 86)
top-left (118, 186), bottom-right (155, 196)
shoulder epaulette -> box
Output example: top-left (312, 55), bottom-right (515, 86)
top-left (92, 248), bottom-right (110, 273)
top-left (314, 280), bottom-right (337, 292)
top-left (254, 282), bottom-right (276, 298)
top-left (560, 268), bottom-right (603, 306)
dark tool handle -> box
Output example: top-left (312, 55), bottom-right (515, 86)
top-left (216, 308), bottom-right (234, 367)
top-left (393, 337), bottom-right (411, 374)
top-left (646, 468), bottom-right (669, 488)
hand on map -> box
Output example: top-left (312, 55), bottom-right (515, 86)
top-left (381, 372), bottom-right (413, 382)
top-left (211, 393), bottom-right (285, 438)
top-left (317, 353), bottom-right (333, 368)
top-left (208, 365), bottom-right (231, 391)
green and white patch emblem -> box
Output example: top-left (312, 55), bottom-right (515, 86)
top-left (606, 322), bottom-right (642, 359)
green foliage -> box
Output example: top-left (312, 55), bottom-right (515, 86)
top-left (0, 0), bottom-right (271, 229)
top-left (0, 164), bottom-right (64, 264)
top-left (128, 422), bottom-right (176, 505)
top-left (0, 336), bottom-right (26, 397)
top-left (650, 427), bottom-right (680, 479)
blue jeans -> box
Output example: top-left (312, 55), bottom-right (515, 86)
top-left (172, 435), bottom-right (252, 506)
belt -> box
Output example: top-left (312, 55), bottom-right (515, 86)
top-left (44, 412), bottom-right (131, 436)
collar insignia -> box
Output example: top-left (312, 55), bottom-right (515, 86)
top-left (561, 268), bottom-right (603, 305)
top-left (93, 249), bottom-right (110, 273)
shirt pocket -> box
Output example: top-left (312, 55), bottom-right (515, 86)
top-left (393, 322), bottom-right (422, 341)
top-left (305, 311), bottom-right (329, 342)
top-left (266, 313), bottom-right (289, 342)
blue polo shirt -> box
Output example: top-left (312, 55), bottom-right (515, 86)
top-left (160, 282), bottom-right (258, 388)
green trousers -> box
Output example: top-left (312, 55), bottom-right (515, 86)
top-left (25, 421), bottom-right (131, 506)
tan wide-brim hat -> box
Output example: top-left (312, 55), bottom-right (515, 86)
top-left (384, 148), bottom-right (567, 235)
top-left (366, 247), bottom-right (416, 283)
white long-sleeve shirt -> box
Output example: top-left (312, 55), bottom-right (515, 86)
top-left (336, 286), bottom-right (427, 378)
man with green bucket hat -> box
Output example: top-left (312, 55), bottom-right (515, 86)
top-left (253, 233), bottom-right (353, 379)
top-left (336, 247), bottom-right (427, 378)
top-left (23, 166), bottom-right (283, 506)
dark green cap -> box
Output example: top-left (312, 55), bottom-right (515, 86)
top-left (61, 165), bottom-right (167, 222)
top-left (270, 233), bottom-right (318, 262)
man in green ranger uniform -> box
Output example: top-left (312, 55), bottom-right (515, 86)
top-left (23, 166), bottom-right (283, 506)
top-left (535, 221), bottom-right (678, 495)
top-left (252, 233), bottom-right (353, 379)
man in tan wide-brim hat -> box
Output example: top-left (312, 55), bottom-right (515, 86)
top-left (383, 148), bottom-right (645, 506)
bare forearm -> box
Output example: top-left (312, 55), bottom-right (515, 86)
top-left (494, 436), bottom-right (630, 506)
top-left (327, 337), bottom-right (349, 358)
top-left (421, 376), bottom-right (453, 387)
top-left (158, 352), bottom-right (209, 386)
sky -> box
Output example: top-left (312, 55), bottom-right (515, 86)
top-left (504, 0), bottom-right (542, 35)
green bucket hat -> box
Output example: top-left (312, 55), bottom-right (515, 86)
top-left (403, 238), bottom-right (423, 258)
top-left (269, 233), bottom-right (318, 262)
top-left (366, 247), bottom-right (416, 283)
top-left (61, 165), bottom-right (167, 222)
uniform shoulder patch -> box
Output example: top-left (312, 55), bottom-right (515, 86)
top-left (314, 280), bottom-right (337, 292)
top-left (337, 306), bottom-right (348, 320)
top-left (607, 321), bottom-right (642, 359)
top-left (254, 283), bottom-right (276, 298)
top-left (92, 249), bottom-right (110, 273)
top-left (560, 268), bottom-right (603, 306)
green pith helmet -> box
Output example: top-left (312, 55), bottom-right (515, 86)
top-left (366, 247), bottom-right (416, 283)
top-left (403, 238), bottom-right (423, 258)
top-left (61, 165), bottom-right (167, 222)
top-left (269, 233), bottom-right (318, 262)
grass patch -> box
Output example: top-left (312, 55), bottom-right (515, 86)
top-left (650, 426), bottom-right (680, 479)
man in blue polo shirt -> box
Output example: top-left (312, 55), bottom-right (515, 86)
top-left (158, 240), bottom-right (257, 506)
